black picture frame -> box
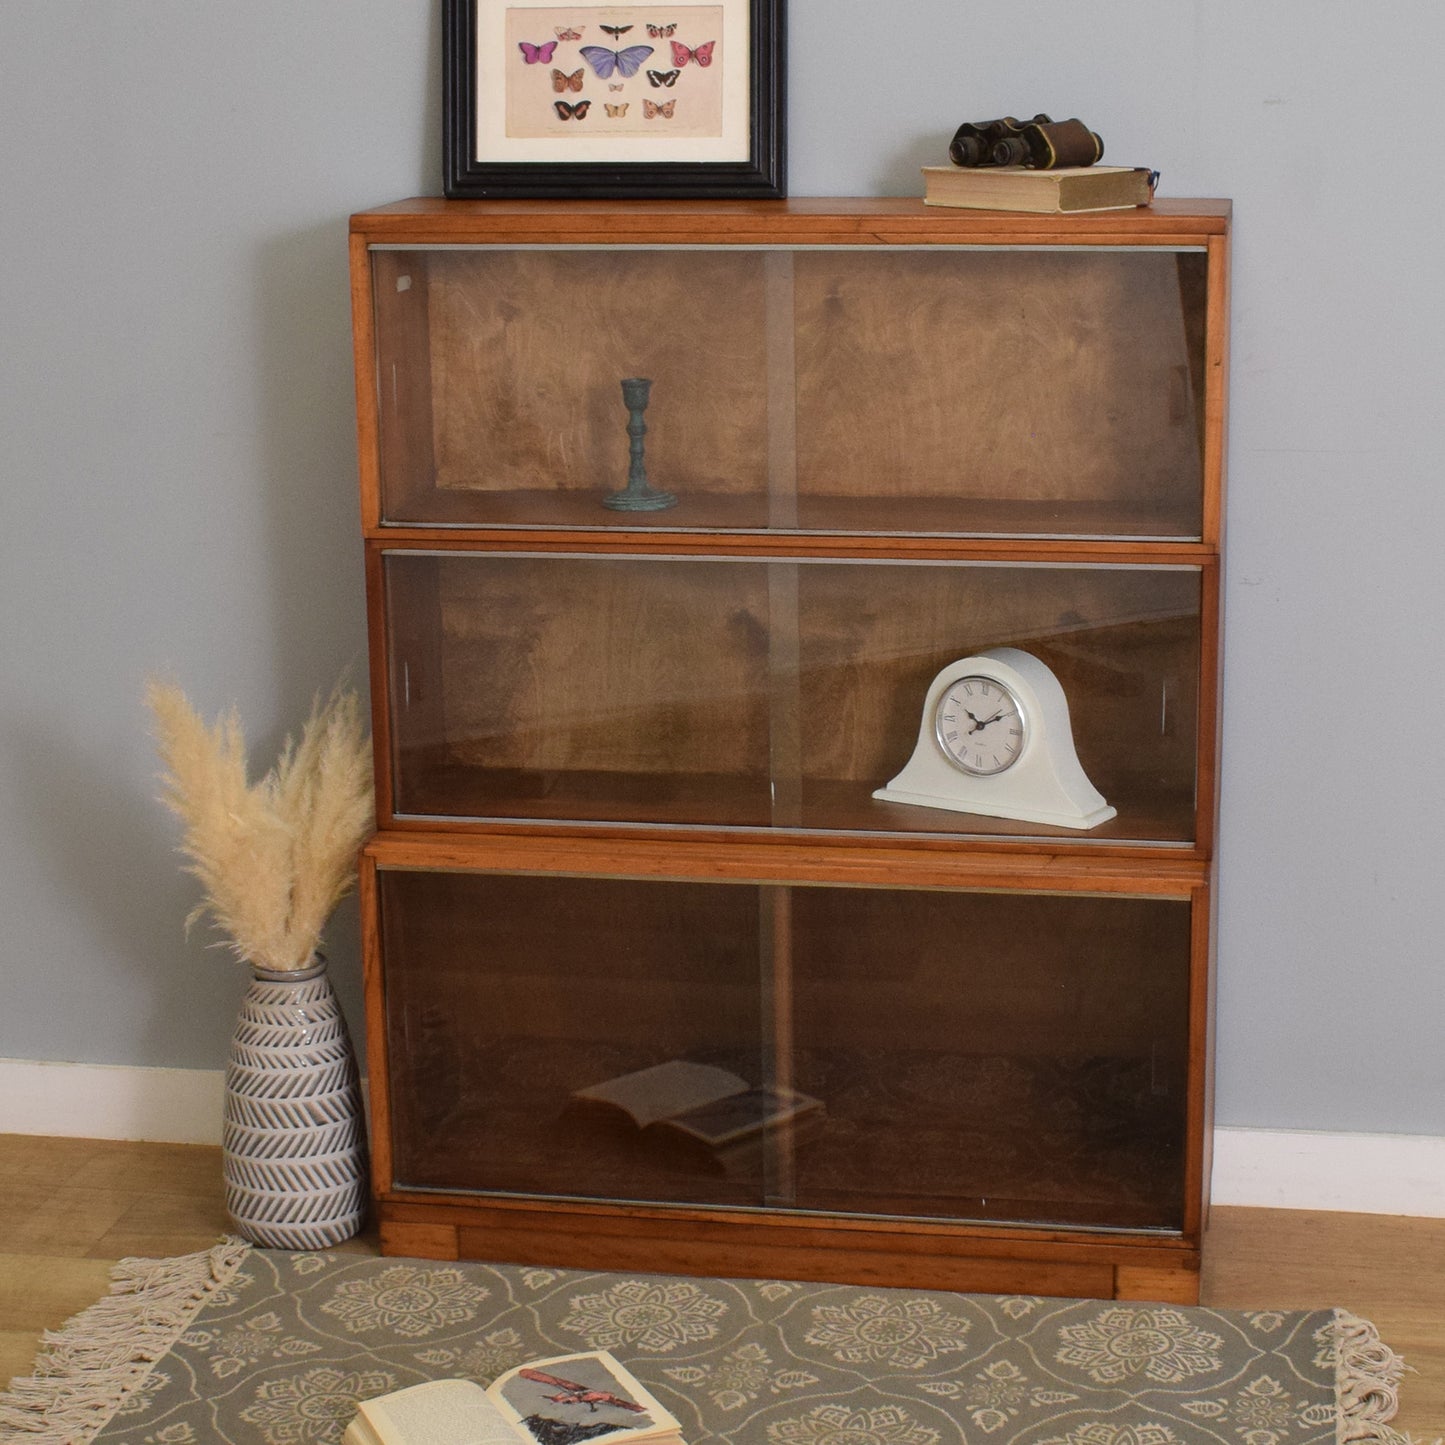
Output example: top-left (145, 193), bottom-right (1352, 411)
top-left (443, 0), bottom-right (785, 198)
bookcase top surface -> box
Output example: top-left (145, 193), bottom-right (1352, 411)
top-left (350, 195), bottom-right (1230, 246)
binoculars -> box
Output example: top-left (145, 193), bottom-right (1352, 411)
top-left (949, 114), bottom-right (1104, 170)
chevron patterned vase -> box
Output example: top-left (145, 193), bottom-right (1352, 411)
top-left (222, 960), bottom-right (368, 1249)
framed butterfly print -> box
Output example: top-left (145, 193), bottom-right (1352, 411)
top-left (444, 0), bottom-right (784, 197)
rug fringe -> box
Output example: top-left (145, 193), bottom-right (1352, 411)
top-left (0, 1235), bottom-right (252, 1444)
top-left (1335, 1308), bottom-right (1441, 1445)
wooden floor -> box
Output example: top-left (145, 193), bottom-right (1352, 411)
top-left (0, 1134), bottom-right (1440, 1437)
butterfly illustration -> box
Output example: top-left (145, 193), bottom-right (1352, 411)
top-left (608, 82), bottom-right (624, 90)
top-left (600, 23), bottom-right (632, 35)
top-left (518, 39), bottom-right (559, 63)
top-left (605, 102), bottom-right (629, 116)
top-left (646, 68), bottom-right (679, 86)
top-left (670, 39), bottom-right (714, 66)
top-left (647, 22), bottom-right (676, 36)
top-left (554, 26), bottom-right (583, 39)
top-left (643, 98), bottom-right (676, 118)
top-left (551, 67), bottom-right (585, 92)
top-left (578, 43), bottom-right (653, 78)
top-left (554, 99), bottom-right (592, 119)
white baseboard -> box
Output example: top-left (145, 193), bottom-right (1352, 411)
top-left (1211, 1125), bottom-right (1445, 1217)
top-left (2, 1060), bottom-right (1441, 1218)
top-left (0, 1058), bottom-right (226, 1146)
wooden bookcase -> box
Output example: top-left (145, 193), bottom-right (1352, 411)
top-left (348, 197), bottom-right (1229, 1302)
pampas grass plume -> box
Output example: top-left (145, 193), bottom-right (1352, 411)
top-left (147, 679), bottom-right (374, 972)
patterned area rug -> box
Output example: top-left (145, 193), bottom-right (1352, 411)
top-left (0, 1240), bottom-right (1420, 1445)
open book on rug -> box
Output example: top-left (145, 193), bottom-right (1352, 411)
top-left (344, 1350), bottom-right (685, 1445)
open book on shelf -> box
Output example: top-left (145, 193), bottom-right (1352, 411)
top-left (571, 1060), bottom-right (824, 1165)
top-left (343, 1350), bottom-right (685, 1445)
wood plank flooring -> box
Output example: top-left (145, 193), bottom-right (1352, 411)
top-left (0, 1134), bottom-right (1439, 1436)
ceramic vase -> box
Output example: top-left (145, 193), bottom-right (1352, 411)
top-left (222, 960), bottom-right (367, 1249)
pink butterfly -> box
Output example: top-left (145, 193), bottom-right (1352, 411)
top-left (644, 98), bottom-right (676, 118)
top-left (670, 39), bottom-right (714, 66)
top-left (518, 39), bottom-right (559, 63)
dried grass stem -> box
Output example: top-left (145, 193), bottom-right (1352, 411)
top-left (147, 681), bottom-right (373, 972)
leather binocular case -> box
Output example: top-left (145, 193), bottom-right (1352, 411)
top-left (949, 115), bottom-right (1104, 170)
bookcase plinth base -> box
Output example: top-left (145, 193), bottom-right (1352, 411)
top-left (375, 1199), bottom-right (1201, 1304)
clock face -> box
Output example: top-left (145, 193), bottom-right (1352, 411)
top-left (933, 675), bottom-right (1027, 776)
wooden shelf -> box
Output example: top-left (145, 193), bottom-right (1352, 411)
top-left (378, 489), bottom-right (1203, 543)
top-left (389, 761), bottom-right (1197, 847)
top-left (364, 828), bottom-right (1209, 895)
top-left (389, 1081), bottom-right (1184, 1234)
top-left (351, 195), bottom-right (1230, 248)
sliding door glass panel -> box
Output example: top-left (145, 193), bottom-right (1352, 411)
top-left (370, 246), bottom-right (1206, 540)
top-left (380, 869), bottom-right (1192, 1229)
top-left (380, 870), bottom-right (769, 1208)
top-left (384, 552), bottom-right (1201, 844)
top-left (793, 561), bottom-right (1202, 843)
top-left (384, 552), bottom-right (772, 827)
top-left (787, 887), bottom-right (1192, 1231)
top-left (372, 248), bottom-right (774, 530)
top-left (791, 248), bottom-right (1206, 539)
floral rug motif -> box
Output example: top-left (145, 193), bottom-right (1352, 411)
top-left (0, 1241), bottom-right (1417, 1445)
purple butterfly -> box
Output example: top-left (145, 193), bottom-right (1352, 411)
top-left (518, 39), bottom-right (558, 63)
top-left (578, 43), bottom-right (653, 79)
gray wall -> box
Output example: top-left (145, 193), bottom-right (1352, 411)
top-left (1, 1), bottom-right (1441, 1135)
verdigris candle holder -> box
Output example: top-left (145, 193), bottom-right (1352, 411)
top-left (605, 376), bottom-right (677, 511)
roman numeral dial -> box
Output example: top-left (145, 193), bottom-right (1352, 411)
top-left (934, 676), bottom-right (1025, 776)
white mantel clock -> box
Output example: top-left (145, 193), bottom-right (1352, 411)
top-left (873, 647), bottom-right (1116, 830)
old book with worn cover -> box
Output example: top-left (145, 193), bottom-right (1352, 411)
top-left (921, 164), bottom-right (1155, 213)
top-left (343, 1351), bottom-right (685, 1445)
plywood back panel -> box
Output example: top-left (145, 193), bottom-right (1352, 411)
top-left (423, 249), bottom-right (771, 499)
top-left (793, 250), bottom-right (1203, 512)
top-left (791, 888), bottom-right (1191, 1057)
top-left (394, 554), bottom-right (771, 776)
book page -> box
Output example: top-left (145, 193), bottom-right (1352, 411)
top-left (662, 1085), bottom-right (822, 1147)
top-left (571, 1059), bottom-right (747, 1129)
top-left (348, 1378), bottom-right (518, 1445)
top-left (488, 1351), bottom-right (682, 1443)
